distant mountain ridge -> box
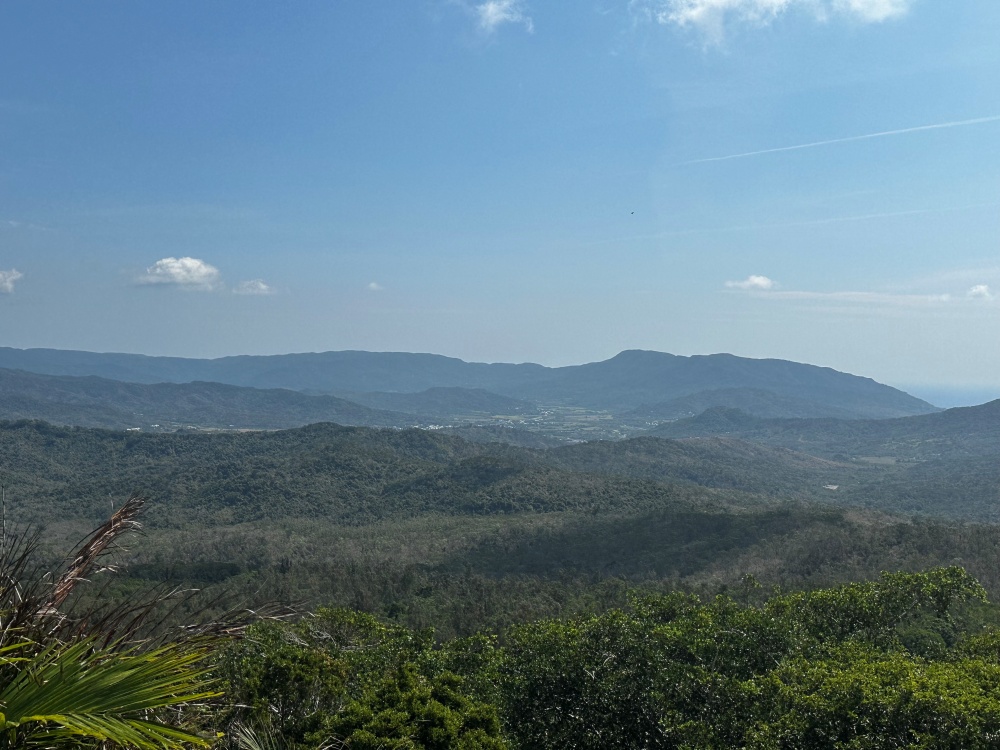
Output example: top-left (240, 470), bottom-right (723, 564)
top-left (0, 368), bottom-right (412, 430)
top-left (0, 346), bottom-right (936, 419)
top-left (0, 347), bottom-right (546, 393)
top-left (648, 400), bottom-right (1000, 460)
top-left (625, 387), bottom-right (863, 421)
top-left (534, 350), bottom-right (934, 416)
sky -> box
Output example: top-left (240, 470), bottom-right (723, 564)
top-left (1, 1), bottom-right (999, 404)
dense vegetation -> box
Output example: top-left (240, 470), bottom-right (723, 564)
top-left (217, 568), bottom-right (1000, 749)
top-left (13, 496), bottom-right (1000, 749)
top-left (648, 401), bottom-right (1000, 462)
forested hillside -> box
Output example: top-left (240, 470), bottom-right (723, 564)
top-left (2, 417), bottom-right (1000, 642)
top-left (0, 368), bottom-right (413, 429)
top-left (5, 413), bottom-right (1000, 747)
top-left (625, 386), bottom-right (864, 420)
top-left (648, 400), bottom-right (1000, 460)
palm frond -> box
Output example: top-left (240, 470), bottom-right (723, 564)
top-left (0, 636), bottom-right (219, 748)
top-left (45, 493), bottom-right (145, 614)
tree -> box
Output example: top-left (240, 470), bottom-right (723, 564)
top-left (219, 609), bottom-right (506, 750)
top-left (495, 569), bottom-right (996, 749)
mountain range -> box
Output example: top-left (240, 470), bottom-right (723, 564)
top-left (0, 347), bottom-right (936, 427)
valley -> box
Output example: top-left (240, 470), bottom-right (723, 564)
top-left (3, 346), bottom-right (1000, 747)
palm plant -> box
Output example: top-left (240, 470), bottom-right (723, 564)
top-left (0, 494), bottom-right (222, 748)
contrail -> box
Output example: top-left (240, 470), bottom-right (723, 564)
top-left (570, 200), bottom-right (1000, 249)
top-left (683, 115), bottom-right (1000, 165)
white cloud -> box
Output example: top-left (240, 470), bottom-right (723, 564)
top-left (139, 257), bottom-right (220, 289)
top-left (234, 279), bottom-right (275, 296)
top-left (634, 0), bottom-right (912, 40)
top-left (476, 0), bottom-right (534, 34)
top-left (0, 269), bottom-right (23, 293)
top-left (834, 0), bottom-right (910, 22)
top-left (725, 274), bottom-right (775, 290)
top-left (967, 284), bottom-right (994, 300)
top-left (367, 282), bottom-right (384, 292)
top-left (655, 0), bottom-right (791, 32)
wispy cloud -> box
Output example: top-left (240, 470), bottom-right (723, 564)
top-left (764, 290), bottom-right (952, 306)
top-left (724, 274), bottom-right (959, 307)
top-left (725, 274), bottom-right (775, 290)
top-left (0, 269), bottom-right (23, 293)
top-left (967, 284), bottom-right (994, 300)
top-left (234, 279), bottom-right (275, 296)
top-left (726, 266), bottom-right (1000, 315)
top-left (138, 257), bottom-right (220, 290)
top-left (367, 281), bottom-right (385, 292)
top-left (685, 116), bottom-right (1000, 164)
top-left (2, 219), bottom-right (53, 232)
top-left (900, 265), bottom-right (1000, 291)
top-left (633, 0), bottom-right (912, 41)
top-left (475, 0), bottom-right (534, 34)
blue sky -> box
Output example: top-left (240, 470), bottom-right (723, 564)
top-left (1, 1), bottom-right (999, 402)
